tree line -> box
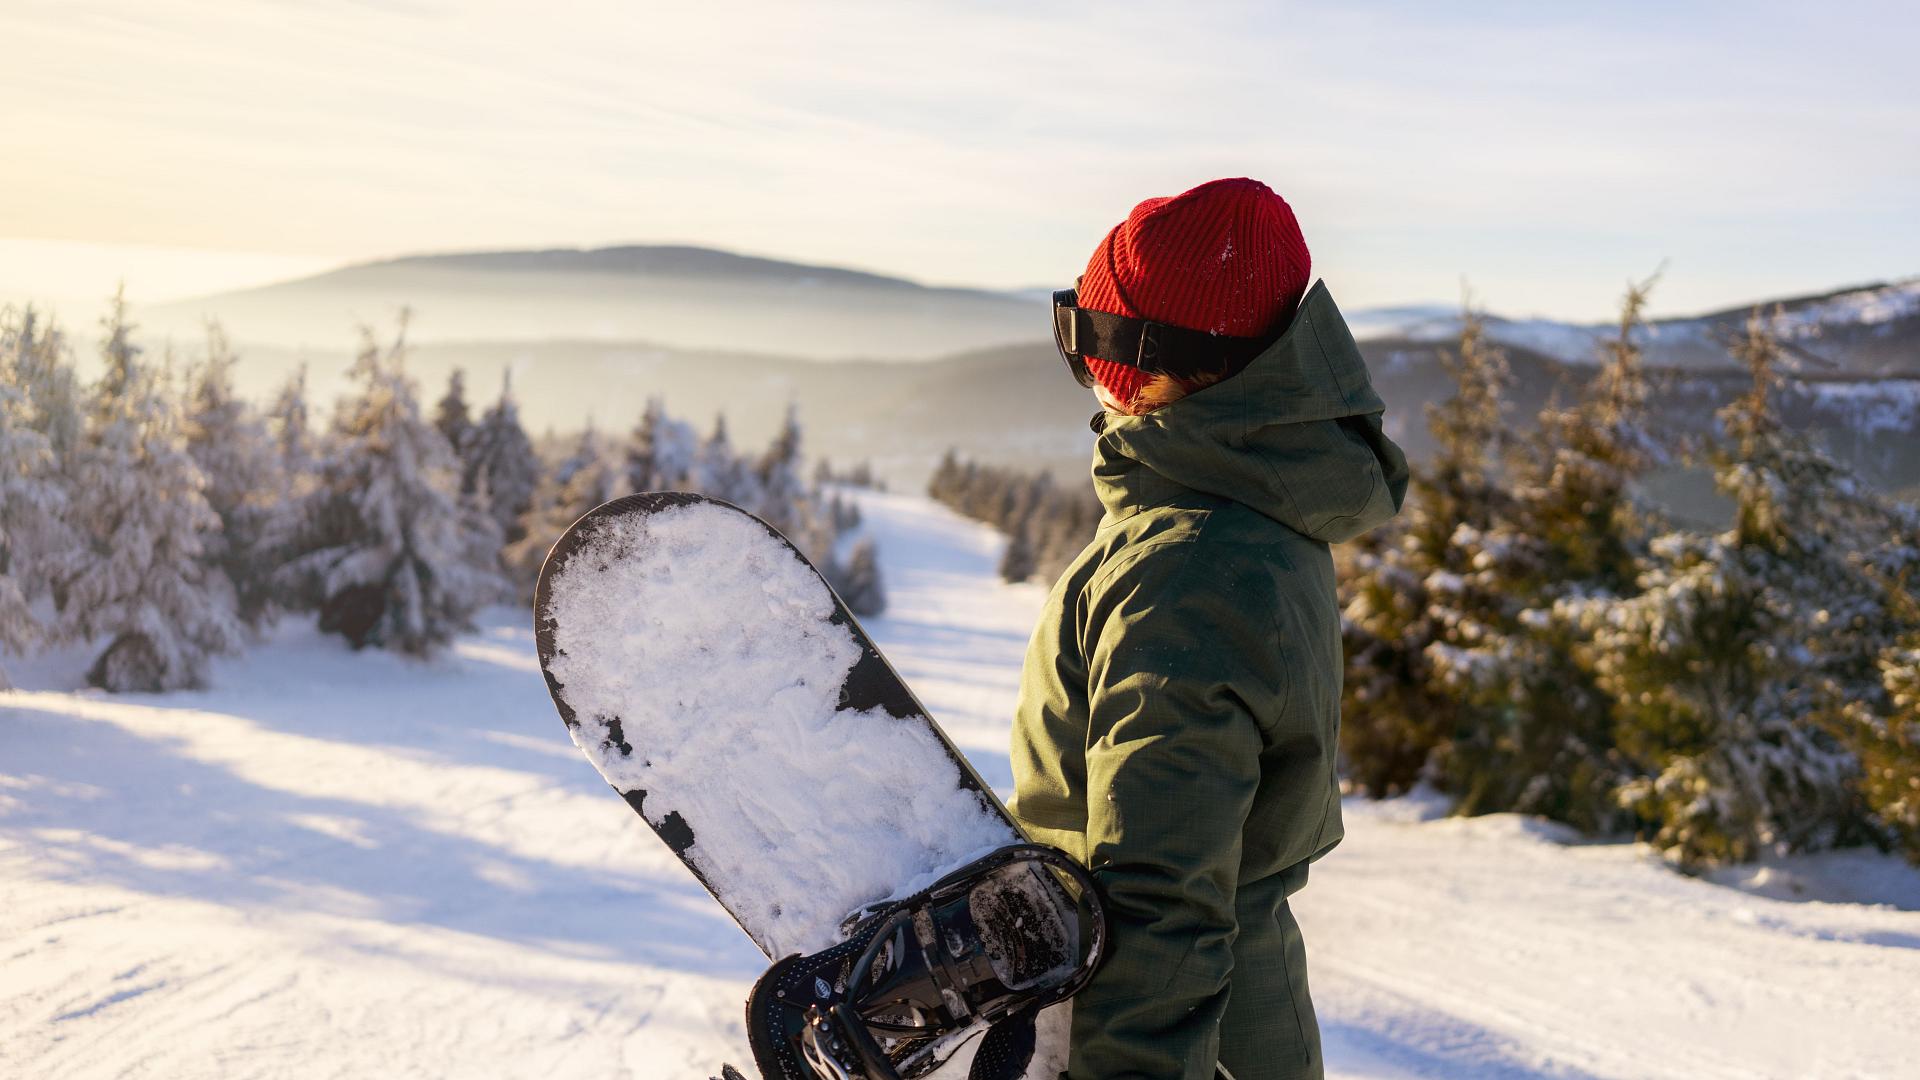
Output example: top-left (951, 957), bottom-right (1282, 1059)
top-left (927, 453), bottom-right (1103, 585)
top-left (0, 297), bottom-right (880, 692)
top-left (929, 280), bottom-right (1920, 868)
top-left (1345, 279), bottom-right (1918, 867)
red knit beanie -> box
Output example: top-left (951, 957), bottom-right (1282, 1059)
top-left (1079, 177), bottom-right (1310, 409)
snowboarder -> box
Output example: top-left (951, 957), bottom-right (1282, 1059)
top-left (1009, 177), bottom-right (1409, 1079)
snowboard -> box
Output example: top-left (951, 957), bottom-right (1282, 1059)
top-left (533, 493), bottom-right (1104, 1080)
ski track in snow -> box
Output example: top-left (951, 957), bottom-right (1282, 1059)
top-left (4, 489), bottom-right (1919, 1078)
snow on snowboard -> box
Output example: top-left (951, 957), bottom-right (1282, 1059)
top-left (534, 494), bottom-right (1106, 1080)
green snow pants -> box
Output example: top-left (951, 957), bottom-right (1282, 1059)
top-left (1217, 864), bottom-right (1322, 1080)
top-left (1063, 861), bottom-right (1322, 1080)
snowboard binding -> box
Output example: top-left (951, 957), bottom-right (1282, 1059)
top-left (744, 844), bottom-right (1107, 1080)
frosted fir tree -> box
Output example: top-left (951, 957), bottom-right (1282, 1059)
top-left (694, 413), bottom-right (754, 505)
top-left (1858, 582), bottom-right (1920, 862)
top-left (0, 320), bottom-right (69, 683)
top-left (57, 292), bottom-right (241, 691)
top-left (279, 321), bottom-right (505, 656)
top-left (1561, 310), bottom-right (1908, 865)
top-left (1340, 298), bottom-right (1548, 800)
top-left (460, 371), bottom-right (539, 549)
top-left (505, 424), bottom-right (626, 601)
top-left (182, 323), bottom-right (283, 628)
top-left (3, 305), bottom-right (84, 467)
top-left (434, 368), bottom-right (474, 455)
top-left (626, 398), bottom-right (694, 493)
top-left (625, 398), bottom-right (663, 491)
top-left (753, 405), bottom-right (809, 537)
top-left (265, 364), bottom-right (316, 478)
top-left (1517, 274), bottom-right (1667, 591)
top-left (998, 522), bottom-right (1037, 583)
top-left (832, 537), bottom-right (886, 617)
top-left (1422, 279), bottom-right (1668, 829)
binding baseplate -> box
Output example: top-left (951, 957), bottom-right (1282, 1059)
top-left (744, 844), bottom-right (1106, 1080)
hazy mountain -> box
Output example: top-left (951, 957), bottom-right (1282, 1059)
top-left (135, 245), bottom-right (1916, 497)
top-left (145, 244), bottom-right (1045, 361)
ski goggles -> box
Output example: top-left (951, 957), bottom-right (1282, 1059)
top-left (1051, 280), bottom-right (1274, 389)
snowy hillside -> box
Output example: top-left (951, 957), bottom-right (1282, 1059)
top-left (5, 492), bottom-right (1919, 1079)
top-left (1347, 278), bottom-right (1920, 375)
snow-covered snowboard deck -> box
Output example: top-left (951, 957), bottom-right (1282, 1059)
top-left (533, 493), bottom-right (1023, 960)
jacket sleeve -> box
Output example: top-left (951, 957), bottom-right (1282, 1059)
top-left (1068, 541), bottom-right (1275, 1080)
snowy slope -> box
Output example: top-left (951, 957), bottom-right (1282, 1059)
top-left (5, 491), bottom-right (1920, 1078)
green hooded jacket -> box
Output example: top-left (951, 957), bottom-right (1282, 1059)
top-left (1008, 281), bottom-right (1408, 1080)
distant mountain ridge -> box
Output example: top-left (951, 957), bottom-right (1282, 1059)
top-left (1358, 278), bottom-right (1920, 377)
top-left (150, 243), bottom-right (1919, 376)
top-left (136, 242), bottom-right (1916, 498)
top-left (144, 244), bottom-right (1045, 361)
top-left (294, 244), bottom-right (1020, 299)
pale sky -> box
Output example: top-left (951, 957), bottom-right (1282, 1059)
top-left (2, 0), bottom-right (1915, 320)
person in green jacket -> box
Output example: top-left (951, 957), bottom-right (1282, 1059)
top-left (1010, 177), bottom-right (1409, 1080)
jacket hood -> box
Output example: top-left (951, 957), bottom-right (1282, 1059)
top-left (1092, 279), bottom-right (1410, 542)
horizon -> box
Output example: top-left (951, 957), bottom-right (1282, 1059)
top-left (4, 2), bottom-right (1916, 325)
top-left (7, 235), bottom-right (1916, 337)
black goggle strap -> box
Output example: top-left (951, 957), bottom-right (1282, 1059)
top-left (1052, 290), bottom-right (1270, 377)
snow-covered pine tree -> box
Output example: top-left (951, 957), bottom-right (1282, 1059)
top-left (182, 322), bottom-right (282, 628)
top-left (1860, 578), bottom-right (1920, 862)
top-left (753, 405), bottom-right (808, 537)
top-left (461, 370), bottom-right (538, 549)
top-left (1436, 278), bottom-right (1667, 829)
top-left (4, 305), bottom-right (84, 467)
top-left (57, 291), bottom-right (241, 691)
top-left (505, 424), bottom-right (626, 601)
top-left (626, 398), bottom-right (662, 491)
top-left (279, 320), bottom-right (505, 655)
top-left (434, 368), bottom-right (474, 455)
top-left (1519, 275), bottom-right (1667, 591)
top-left (833, 536), bottom-right (886, 617)
top-left (624, 397), bottom-right (700, 494)
top-left (265, 363), bottom-right (315, 479)
top-left (0, 311), bottom-right (70, 683)
top-left (998, 522), bottom-right (1037, 583)
top-left (1339, 297), bottom-right (1544, 799)
top-left (1562, 309), bottom-right (1902, 865)
top-left (695, 413), bottom-right (754, 505)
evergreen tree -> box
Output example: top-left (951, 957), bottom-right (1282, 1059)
top-left (4, 304), bottom-right (83, 465)
top-left (461, 370), bottom-right (538, 548)
top-left (0, 312), bottom-right (70, 683)
top-left (182, 322), bottom-right (282, 628)
top-left (697, 413), bottom-right (753, 505)
top-left (626, 397), bottom-right (663, 491)
top-left (999, 522), bottom-right (1037, 583)
top-left (1564, 310), bottom-right (1914, 865)
top-left (626, 397), bottom-right (698, 493)
top-left (1437, 279), bottom-right (1664, 828)
top-left (1336, 280), bottom-right (1662, 827)
top-left (833, 537), bottom-right (886, 617)
top-left (57, 291), bottom-right (241, 691)
top-left (279, 321), bottom-right (504, 655)
top-left (1857, 581), bottom-right (1920, 862)
top-left (754, 405), bottom-right (807, 536)
top-left (1340, 299), bottom-right (1525, 797)
top-left (505, 424), bottom-right (626, 601)
top-left (434, 368), bottom-right (474, 454)
top-left (265, 363), bottom-right (315, 478)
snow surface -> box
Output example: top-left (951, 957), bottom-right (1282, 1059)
top-left (5, 490), bottom-right (1920, 1078)
top-left (542, 500), bottom-right (1013, 958)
